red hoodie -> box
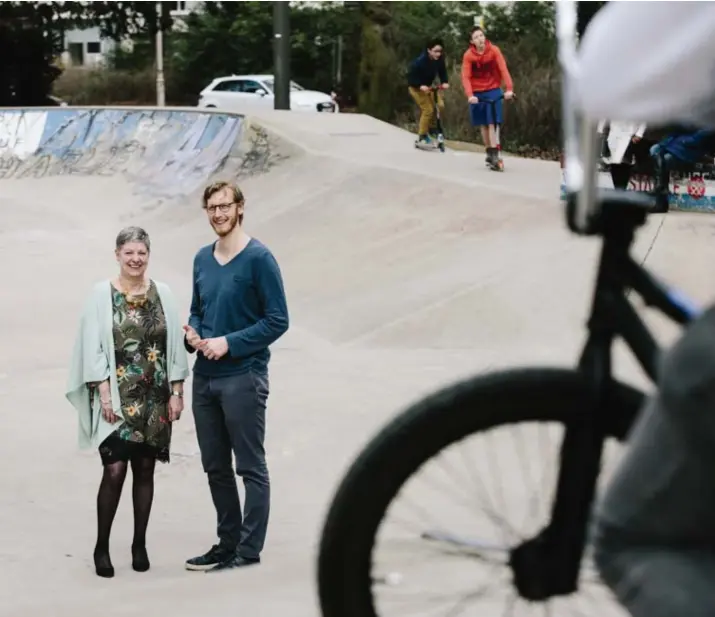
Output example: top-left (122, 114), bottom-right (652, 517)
top-left (461, 40), bottom-right (513, 96)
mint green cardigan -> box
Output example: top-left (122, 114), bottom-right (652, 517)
top-left (66, 279), bottom-right (190, 450)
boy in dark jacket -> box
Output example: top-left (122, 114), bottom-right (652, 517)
top-left (407, 38), bottom-right (449, 145)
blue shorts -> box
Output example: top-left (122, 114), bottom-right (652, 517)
top-left (469, 88), bottom-right (503, 127)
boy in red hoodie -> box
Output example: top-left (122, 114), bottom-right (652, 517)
top-left (461, 27), bottom-right (514, 167)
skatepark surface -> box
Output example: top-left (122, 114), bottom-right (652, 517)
top-left (1, 105), bottom-right (714, 617)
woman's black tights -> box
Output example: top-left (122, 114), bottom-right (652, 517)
top-left (94, 455), bottom-right (157, 577)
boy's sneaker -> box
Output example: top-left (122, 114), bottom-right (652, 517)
top-left (416, 134), bottom-right (432, 145)
top-left (185, 544), bottom-right (234, 571)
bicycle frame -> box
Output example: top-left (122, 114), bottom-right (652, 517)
top-left (509, 0), bottom-right (708, 601)
top-left (509, 190), bottom-right (700, 601)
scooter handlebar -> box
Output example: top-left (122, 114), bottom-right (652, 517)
top-left (474, 92), bottom-right (516, 102)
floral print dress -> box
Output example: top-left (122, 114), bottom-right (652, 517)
top-left (98, 280), bottom-right (172, 464)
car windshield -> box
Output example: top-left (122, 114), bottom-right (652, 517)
top-left (262, 79), bottom-right (304, 93)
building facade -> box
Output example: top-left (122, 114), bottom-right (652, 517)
top-left (61, 1), bottom-right (203, 67)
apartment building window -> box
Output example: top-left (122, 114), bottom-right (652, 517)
top-left (170, 1), bottom-right (191, 18)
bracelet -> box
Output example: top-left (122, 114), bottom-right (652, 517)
top-left (171, 390), bottom-right (183, 398)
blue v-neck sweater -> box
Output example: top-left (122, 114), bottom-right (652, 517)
top-left (186, 238), bottom-right (289, 376)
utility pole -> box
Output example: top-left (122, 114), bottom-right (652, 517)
top-left (155, 1), bottom-right (165, 106)
top-left (273, 1), bottom-right (290, 110)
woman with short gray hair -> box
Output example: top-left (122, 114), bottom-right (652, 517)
top-left (66, 226), bottom-right (189, 578)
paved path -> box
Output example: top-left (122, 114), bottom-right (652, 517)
top-left (1, 106), bottom-right (714, 617)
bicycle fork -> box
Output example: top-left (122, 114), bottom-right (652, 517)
top-left (509, 329), bottom-right (613, 600)
top-left (509, 234), bottom-right (624, 600)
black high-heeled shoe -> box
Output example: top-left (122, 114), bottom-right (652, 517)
top-left (131, 543), bottom-right (150, 572)
top-left (93, 548), bottom-right (115, 578)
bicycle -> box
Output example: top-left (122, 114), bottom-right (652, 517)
top-left (316, 3), bottom-right (702, 616)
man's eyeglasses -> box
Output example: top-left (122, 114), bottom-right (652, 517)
top-left (204, 202), bottom-right (235, 214)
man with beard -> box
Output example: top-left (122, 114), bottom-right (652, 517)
top-left (182, 181), bottom-right (289, 572)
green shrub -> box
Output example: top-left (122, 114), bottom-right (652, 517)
top-left (53, 66), bottom-right (157, 105)
top-left (53, 65), bottom-right (194, 106)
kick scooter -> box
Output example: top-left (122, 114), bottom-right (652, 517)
top-left (414, 84), bottom-right (447, 153)
top-left (482, 91), bottom-right (515, 171)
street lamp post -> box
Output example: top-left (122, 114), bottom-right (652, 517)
top-left (155, 1), bottom-right (165, 106)
top-left (273, 1), bottom-right (290, 110)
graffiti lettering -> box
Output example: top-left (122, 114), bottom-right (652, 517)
top-left (0, 155), bottom-right (21, 179)
top-left (629, 174), bottom-right (653, 192)
top-left (561, 166), bottom-right (715, 212)
top-left (0, 111), bottom-right (47, 159)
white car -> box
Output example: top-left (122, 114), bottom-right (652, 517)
top-left (198, 74), bottom-right (338, 113)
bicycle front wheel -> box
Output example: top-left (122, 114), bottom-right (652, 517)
top-left (317, 367), bottom-right (645, 617)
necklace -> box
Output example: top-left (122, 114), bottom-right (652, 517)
top-left (117, 279), bottom-right (149, 308)
top-left (124, 291), bottom-right (148, 308)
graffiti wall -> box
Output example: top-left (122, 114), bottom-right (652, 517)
top-left (559, 167), bottom-right (715, 212)
top-left (0, 108), bottom-right (246, 197)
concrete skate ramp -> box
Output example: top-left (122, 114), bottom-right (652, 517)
top-left (0, 107), bottom-right (280, 194)
top-left (2, 106), bottom-right (715, 617)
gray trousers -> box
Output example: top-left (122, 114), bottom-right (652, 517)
top-left (192, 370), bottom-right (270, 560)
top-left (593, 303), bottom-right (715, 616)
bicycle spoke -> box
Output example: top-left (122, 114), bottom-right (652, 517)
top-left (440, 446), bottom-right (520, 542)
top-left (420, 530), bottom-right (509, 565)
top-left (484, 432), bottom-right (512, 536)
top-left (369, 420), bottom-right (627, 617)
top-left (443, 581), bottom-right (502, 617)
top-left (510, 422), bottom-right (539, 533)
top-left (458, 440), bottom-right (518, 544)
top-left (532, 423), bottom-right (559, 525)
top-left (377, 568), bottom-right (510, 617)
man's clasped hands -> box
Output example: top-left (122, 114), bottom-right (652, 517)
top-left (183, 325), bottom-right (230, 361)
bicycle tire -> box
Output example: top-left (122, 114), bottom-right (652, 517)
top-left (316, 367), bottom-right (645, 617)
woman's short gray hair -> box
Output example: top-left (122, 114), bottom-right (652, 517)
top-left (115, 226), bottom-right (151, 252)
